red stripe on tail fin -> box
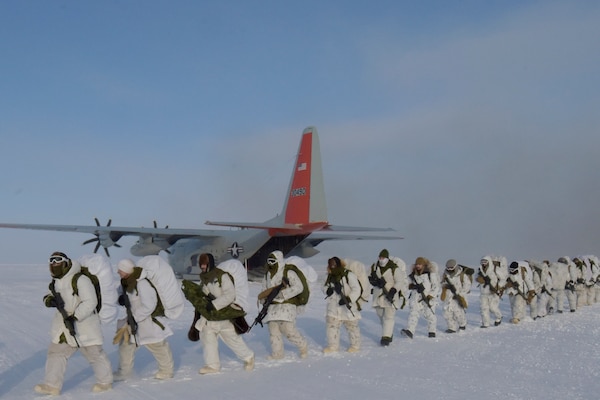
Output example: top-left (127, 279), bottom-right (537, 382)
top-left (284, 131), bottom-right (313, 225)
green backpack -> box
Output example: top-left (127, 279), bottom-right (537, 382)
top-left (71, 266), bottom-right (102, 314)
top-left (283, 264), bottom-right (310, 306)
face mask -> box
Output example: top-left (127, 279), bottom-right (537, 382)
top-left (50, 262), bottom-right (67, 278)
top-left (378, 258), bottom-right (389, 267)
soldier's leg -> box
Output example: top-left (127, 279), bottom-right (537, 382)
top-left (267, 321), bottom-right (285, 358)
top-left (146, 340), bottom-right (174, 378)
top-left (345, 320), bottom-right (361, 351)
top-left (480, 295), bottom-right (491, 327)
top-left (280, 320), bottom-right (307, 353)
top-left (325, 316), bottom-right (341, 351)
top-left (79, 345), bottom-right (113, 386)
top-left (199, 321), bottom-right (221, 370)
top-left (43, 342), bottom-right (77, 391)
top-left (219, 321), bottom-right (254, 364)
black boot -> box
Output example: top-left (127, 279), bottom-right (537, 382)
top-left (380, 336), bottom-right (392, 346)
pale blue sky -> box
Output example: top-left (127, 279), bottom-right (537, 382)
top-left (1, 1), bottom-right (599, 267)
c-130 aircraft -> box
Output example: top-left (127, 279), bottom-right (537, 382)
top-left (0, 127), bottom-right (401, 279)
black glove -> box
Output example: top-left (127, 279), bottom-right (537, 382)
top-left (64, 315), bottom-right (77, 336)
top-left (205, 300), bottom-right (215, 312)
top-left (368, 273), bottom-right (380, 287)
top-left (338, 296), bottom-right (349, 306)
top-left (385, 288), bottom-right (397, 303)
top-left (118, 294), bottom-right (129, 306)
top-left (45, 295), bottom-right (64, 309)
top-left (326, 286), bottom-right (334, 297)
top-left (333, 281), bottom-right (342, 294)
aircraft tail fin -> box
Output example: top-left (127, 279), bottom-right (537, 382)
top-left (281, 126), bottom-right (327, 226)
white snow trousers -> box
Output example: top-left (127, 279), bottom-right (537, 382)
top-left (43, 343), bottom-right (112, 390)
top-left (552, 288), bottom-right (567, 312)
top-left (576, 285), bottom-right (587, 308)
top-left (117, 339), bottom-right (174, 376)
top-left (406, 301), bottom-right (437, 334)
top-left (325, 316), bottom-right (360, 350)
top-left (480, 293), bottom-right (502, 327)
top-left (268, 320), bottom-right (307, 357)
top-left (443, 300), bottom-right (466, 331)
top-left (374, 306), bottom-right (397, 338)
top-left (200, 319), bottom-right (253, 370)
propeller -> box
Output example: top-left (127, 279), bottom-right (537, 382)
top-left (82, 218), bottom-right (122, 257)
top-left (153, 220), bottom-right (171, 254)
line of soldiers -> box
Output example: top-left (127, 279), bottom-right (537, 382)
top-left (35, 249), bottom-right (599, 395)
top-left (476, 255), bottom-right (600, 325)
top-left (365, 251), bottom-right (600, 344)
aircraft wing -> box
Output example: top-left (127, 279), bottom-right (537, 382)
top-left (322, 224), bottom-right (397, 232)
top-left (0, 222), bottom-right (224, 239)
top-left (306, 231), bottom-right (403, 241)
top-left (205, 220), bottom-right (304, 230)
top-left (206, 220), bottom-right (397, 233)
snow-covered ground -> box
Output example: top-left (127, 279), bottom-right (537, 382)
top-left (1, 262), bottom-right (599, 399)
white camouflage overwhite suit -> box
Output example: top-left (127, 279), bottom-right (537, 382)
top-left (581, 256), bottom-right (599, 304)
top-left (549, 259), bottom-right (570, 313)
top-left (195, 268), bottom-right (254, 372)
top-left (114, 266), bottom-right (174, 380)
top-left (323, 260), bottom-right (362, 352)
top-left (531, 261), bottom-right (553, 318)
top-left (476, 256), bottom-right (506, 328)
top-left (405, 259), bottom-right (440, 337)
top-left (572, 257), bottom-right (592, 307)
top-left (441, 263), bottom-right (471, 332)
top-left (40, 259), bottom-right (112, 393)
top-left (370, 253), bottom-right (407, 343)
top-left (505, 261), bottom-right (536, 323)
top-left (263, 251), bottom-right (308, 359)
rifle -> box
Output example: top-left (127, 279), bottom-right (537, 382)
top-left (49, 281), bottom-right (80, 348)
top-left (409, 274), bottom-right (434, 314)
top-left (541, 286), bottom-right (555, 300)
top-left (119, 291), bottom-right (139, 346)
top-left (250, 283), bottom-right (284, 330)
top-left (506, 278), bottom-right (535, 304)
top-left (370, 270), bottom-right (400, 309)
top-left (565, 280), bottom-right (576, 292)
top-left (443, 276), bottom-right (467, 309)
top-left (326, 279), bottom-right (355, 317)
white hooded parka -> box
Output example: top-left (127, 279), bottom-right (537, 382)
top-left (47, 261), bottom-right (104, 348)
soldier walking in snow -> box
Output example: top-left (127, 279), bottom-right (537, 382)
top-left (505, 261), bottom-right (536, 324)
top-left (369, 249), bottom-right (407, 346)
top-left (402, 257), bottom-right (440, 339)
top-left (322, 257), bottom-right (362, 353)
top-left (261, 250), bottom-right (308, 360)
top-left (34, 252), bottom-right (113, 396)
top-left (112, 259), bottom-right (174, 381)
top-left (549, 258), bottom-right (570, 313)
top-left (191, 253), bottom-right (254, 374)
top-left (531, 260), bottom-right (553, 318)
top-left (476, 256), bottom-right (506, 328)
top-left (441, 259), bottom-right (471, 333)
